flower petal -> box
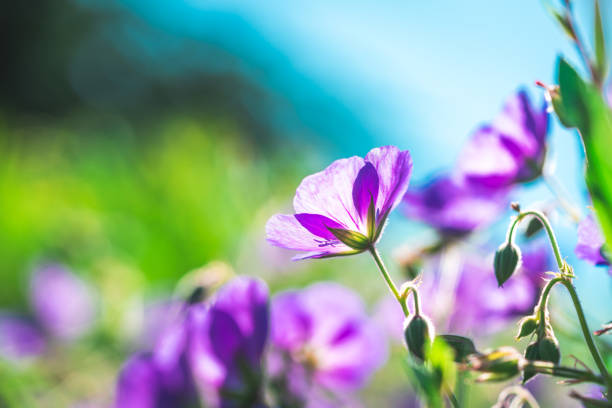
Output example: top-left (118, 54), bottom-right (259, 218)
top-left (364, 146), bottom-right (412, 220)
top-left (576, 215), bottom-right (609, 266)
top-left (456, 126), bottom-right (519, 189)
top-left (266, 214), bottom-right (351, 257)
top-left (295, 213), bottom-right (345, 240)
top-left (293, 156), bottom-right (365, 231)
top-left (351, 162), bottom-right (379, 223)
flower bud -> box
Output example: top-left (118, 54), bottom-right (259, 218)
top-left (494, 242), bottom-right (521, 287)
top-left (538, 336), bottom-right (561, 364)
top-left (467, 347), bottom-right (521, 382)
top-left (516, 316), bottom-right (538, 339)
top-left (522, 341), bottom-right (540, 383)
top-left (404, 314), bottom-right (434, 361)
top-left (327, 228), bottom-right (370, 250)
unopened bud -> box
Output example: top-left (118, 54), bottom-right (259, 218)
top-left (538, 336), bottom-right (561, 365)
top-left (525, 217), bottom-right (544, 238)
top-left (468, 347), bottom-right (521, 382)
top-left (516, 316), bottom-right (538, 339)
top-left (494, 242), bottom-right (521, 287)
top-left (403, 314), bottom-right (434, 361)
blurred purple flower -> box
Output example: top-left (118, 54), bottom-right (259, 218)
top-left (375, 246), bottom-right (548, 340)
top-left (448, 246), bottom-right (548, 333)
top-left (403, 175), bottom-right (507, 236)
top-left (457, 89), bottom-right (548, 188)
top-left (189, 276), bottom-right (269, 408)
top-left (266, 146), bottom-right (412, 259)
top-left (268, 282), bottom-right (386, 406)
top-left (29, 264), bottom-right (97, 340)
top-left (0, 314), bottom-right (46, 362)
top-left (575, 214), bottom-right (610, 269)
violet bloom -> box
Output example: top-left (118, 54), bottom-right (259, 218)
top-left (0, 314), bottom-right (46, 362)
top-left (575, 214), bottom-right (610, 269)
top-left (266, 146), bottom-right (412, 259)
top-left (29, 264), bottom-right (97, 340)
top-left (448, 246), bottom-right (548, 333)
top-left (116, 300), bottom-right (198, 408)
top-left (189, 277), bottom-right (269, 408)
top-left (268, 283), bottom-right (386, 406)
top-left (403, 175), bottom-right (507, 236)
top-left (457, 89), bottom-right (549, 189)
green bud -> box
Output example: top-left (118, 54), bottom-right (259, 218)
top-left (516, 316), bottom-right (538, 339)
top-left (525, 217), bottom-right (544, 238)
top-left (522, 341), bottom-right (540, 383)
top-left (404, 314), bottom-right (435, 361)
top-left (327, 228), bottom-right (370, 250)
top-left (467, 347), bottom-right (521, 382)
top-left (494, 242), bottom-right (521, 287)
top-left (538, 336), bottom-right (561, 365)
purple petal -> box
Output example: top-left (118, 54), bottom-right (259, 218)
top-left (115, 354), bottom-right (159, 408)
top-left (295, 213), bottom-right (346, 240)
top-left (293, 156), bottom-right (365, 231)
top-left (456, 126), bottom-right (519, 189)
top-left (0, 314), bottom-right (46, 361)
top-left (351, 162), bottom-right (379, 223)
top-left (403, 175), bottom-right (507, 235)
top-left (29, 264), bottom-right (97, 340)
top-left (364, 146), bottom-right (413, 220)
top-left (266, 214), bottom-right (351, 257)
top-left (576, 215), bottom-right (609, 266)
top-left (209, 309), bottom-right (244, 364)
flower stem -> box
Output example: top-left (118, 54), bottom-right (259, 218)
top-left (559, 279), bottom-right (612, 389)
top-left (520, 361), bottom-right (605, 385)
top-left (508, 210), bottom-right (564, 270)
top-left (368, 246), bottom-right (408, 316)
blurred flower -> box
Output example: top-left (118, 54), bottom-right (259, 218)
top-left (375, 245), bottom-right (548, 340)
top-left (189, 276), bottom-right (269, 408)
top-left (29, 264), bottom-right (97, 340)
top-left (0, 314), bottom-right (45, 362)
top-left (266, 146), bottom-right (412, 259)
top-left (575, 214), bottom-right (610, 269)
top-left (457, 90), bottom-right (548, 188)
top-left (403, 175), bottom-right (507, 236)
top-left (268, 282), bottom-right (387, 406)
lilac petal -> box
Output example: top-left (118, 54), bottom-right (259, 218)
top-left (351, 162), bottom-right (379, 223)
top-left (576, 215), bottom-right (609, 266)
top-left (295, 213), bottom-right (346, 240)
top-left (270, 292), bottom-right (312, 351)
top-left (266, 214), bottom-right (351, 257)
top-left (0, 314), bottom-right (46, 361)
top-left (364, 146), bottom-right (412, 220)
top-left (293, 156), bottom-right (366, 231)
top-left (115, 353), bottom-right (159, 408)
top-left (456, 126), bottom-right (519, 189)
top-left (29, 264), bottom-right (97, 340)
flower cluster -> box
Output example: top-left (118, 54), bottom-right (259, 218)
top-left (405, 89), bottom-right (548, 236)
top-left (114, 277), bottom-right (386, 408)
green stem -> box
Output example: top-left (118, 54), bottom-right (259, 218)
top-left (369, 246), bottom-right (408, 316)
top-left (560, 280), bottom-right (612, 388)
top-left (508, 210), bottom-right (564, 270)
top-left (446, 389), bottom-right (460, 408)
top-left (537, 277), bottom-right (563, 332)
top-left (522, 361), bottom-right (605, 385)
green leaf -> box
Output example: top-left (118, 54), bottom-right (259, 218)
top-left (594, 0), bottom-right (608, 82)
top-left (554, 58), bottom-right (612, 247)
top-left (327, 228), bottom-right (370, 250)
top-left (437, 335), bottom-right (477, 362)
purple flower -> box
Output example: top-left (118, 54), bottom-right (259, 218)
top-left (266, 146), bottom-right (412, 259)
top-left (575, 214), bottom-right (610, 268)
top-left (29, 264), bottom-right (97, 340)
top-left (268, 282), bottom-right (386, 406)
top-left (189, 276), bottom-right (269, 408)
top-left (457, 89), bottom-right (549, 188)
top-left (403, 175), bottom-right (507, 236)
top-left (0, 314), bottom-right (46, 362)
top-left (115, 300), bottom-right (198, 408)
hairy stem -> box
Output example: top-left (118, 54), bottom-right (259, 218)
top-left (521, 361), bottom-right (605, 385)
top-left (508, 210), bottom-right (564, 270)
top-left (369, 246), bottom-right (407, 316)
